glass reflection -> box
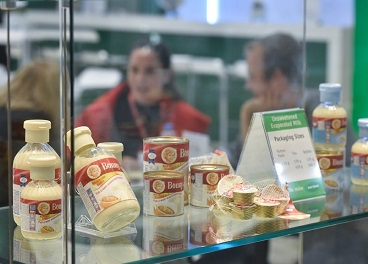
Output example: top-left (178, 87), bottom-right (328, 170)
top-left (349, 184), bottom-right (368, 214)
top-left (82, 235), bottom-right (141, 264)
top-left (254, 218), bottom-right (289, 235)
top-left (189, 206), bottom-right (217, 247)
top-left (13, 226), bottom-right (63, 264)
top-left (142, 211), bottom-right (188, 257)
top-left (320, 190), bottom-right (344, 220)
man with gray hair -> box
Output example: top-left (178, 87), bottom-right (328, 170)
top-left (238, 32), bottom-right (355, 163)
top-left (240, 32), bottom-right (306, 142)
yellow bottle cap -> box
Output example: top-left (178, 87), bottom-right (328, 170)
top-left (29, 155), bottom-right (56, 180)
top-left (23, 119), bottom-right (51, 143)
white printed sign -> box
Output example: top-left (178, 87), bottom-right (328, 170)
top-left (236, 108), bottom-right (325, 201)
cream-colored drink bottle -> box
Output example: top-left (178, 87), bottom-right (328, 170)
top-left (312, 83), bottom-right (347, 190)
top-left (351, 118), bottom-right (368, 186)
top-left (312, 83), bottom-right (347, 149)
top-left (20, 155), bottom-right (62, 240)
top-left (97, 142), bottom-right (131, 183)
top-left (66, 126), bottom-right (140, 233)
top-left (13, 120), bottom-right (61, 226)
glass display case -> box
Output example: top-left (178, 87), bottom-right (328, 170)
top-left (0, 0), bottom-right (362, 263)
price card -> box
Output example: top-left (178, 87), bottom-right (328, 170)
top-left (236, 108), bottom-right (325, 201)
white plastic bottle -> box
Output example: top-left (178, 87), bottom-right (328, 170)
top-left (13, 120), bottom-right (61, 226)
top-left (351, 118), bottom-right (368, 186)
top-left (97, 142), bottom-right (131, 183)
top-left (312, 83), bottom-right (347, 149)
top-left (66, 126), bottom-right (140, 233)
top-left (312, 83), bottom-right (347, 190)
top-left (20, 155), bottom-right (62, 240)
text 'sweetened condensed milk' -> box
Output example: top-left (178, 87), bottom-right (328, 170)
top-left (143, 136), bottom-right (189, 204)
top-left (143, 171), bottom-right (184, 217)
top-left (190, 164), bottom-right (230, 207)
top-left (316, 149), bottom-right (344, 190)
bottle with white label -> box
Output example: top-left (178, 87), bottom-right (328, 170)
top-left (97, 142), bottom-right (130, 183)
top-left (312, 83), bottom-right (347, 190)
top-left (312, 83), bottom-right (347, 149)
top-left (13, 119), bottom-right (61, 226)
top-left (66, 126), bottom-right (140, 233)
top-left (351, 118), bottom-right (368, 186)
top-left (20, 155), bottom-right (62, 240)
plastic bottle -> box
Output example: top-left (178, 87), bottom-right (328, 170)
top-left (160, 122), bottom-right (176, 136)
top-left (312, 83), bottom-right (347, 190)
top-left (312, 83), bottom-right (347, 149)
top-left (13, 119), bottom-right (61, 226)
top-left (351, 118), bottom-right (368, 186)
top-left (20, 155), bottom-right (62, 240)
top-left (97, 142), bottom-right (131, 183)
top-left (66, 126), bottom-right (140, 233)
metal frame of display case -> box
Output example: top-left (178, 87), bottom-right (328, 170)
top-left (0, 1), bottom-right (360, 263)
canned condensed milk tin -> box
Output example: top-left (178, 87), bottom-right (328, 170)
top-left (143, 171), bottom-right (184, 216)
top-left (190, 164), bottom-right (230, 207)
top-left (316, 149), bottom-right (345, 190)
top-left (143, 136), bottom-right (190, 204)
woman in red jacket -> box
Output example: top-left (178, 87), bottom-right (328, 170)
top-left (76, 38), bottom-right (211, 170)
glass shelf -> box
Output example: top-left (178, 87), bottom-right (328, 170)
top-left (1, 181), bottom-right (368, 263)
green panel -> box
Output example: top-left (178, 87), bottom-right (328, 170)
top-left (353, 0), bottom-right (368, 132)
top-left (263, 110), bottom-right (308, 132)
top-left (26, 1), bottom-right (57, 9)
top-left (305, 42), bottom-right (327, 89)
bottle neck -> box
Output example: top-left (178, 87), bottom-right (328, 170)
top-left (320, 91), bottom-right (341, 104)
top-left (25, 130), bottom-right (49, 143)
top-left (30, 167), bottom-right (54, 180)
top-left (321, 101), bottom-right (339, 106)
top-left (74, 143), bottom-right (95, 156)
top-left (359, 127), bottom-right (368, 139)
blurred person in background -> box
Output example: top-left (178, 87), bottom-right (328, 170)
top-left (240, 32), bottom-right (306, 142)
top-left (76, 38), bottom-right (211, 171)
top-left (0, 59), bottom-right (61, 207)
top-left (234, 32), bottom-right (355, 166)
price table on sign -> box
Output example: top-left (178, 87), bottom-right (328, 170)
top-left (236, 108), bottom-right (325, 201)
